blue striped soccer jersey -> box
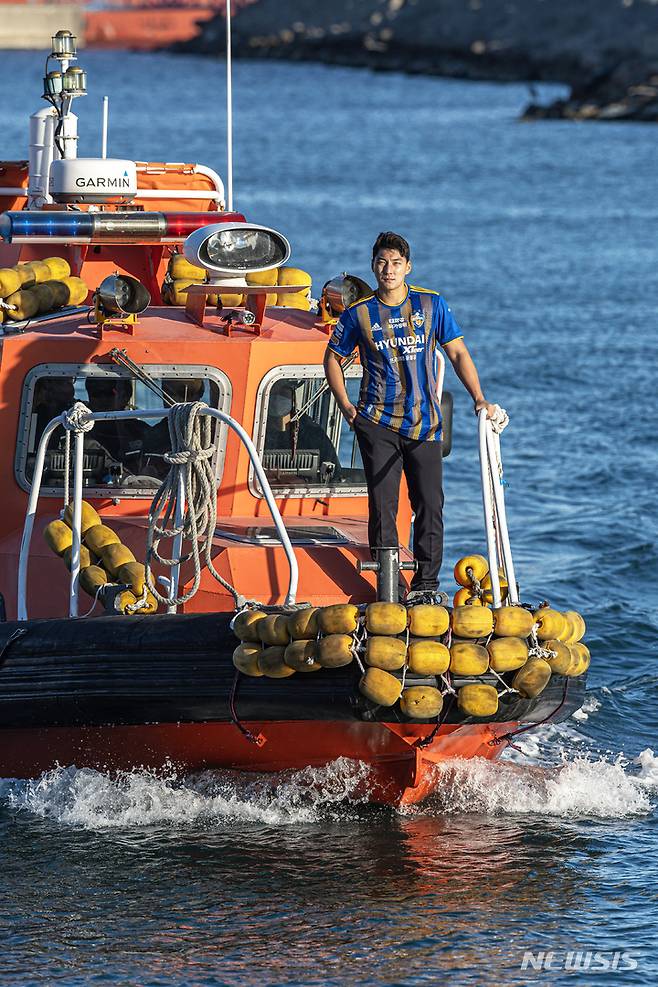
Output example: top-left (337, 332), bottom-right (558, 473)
top-left (328, 285), bottom-right (463, 440)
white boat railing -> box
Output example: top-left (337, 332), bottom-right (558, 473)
top-left (478, 409), bottom-right (519, 608)
top-left (17, 404), bottom-right (299, 620)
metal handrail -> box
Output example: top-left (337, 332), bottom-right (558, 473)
top-left (477, 410), bottom-right (519, 607)
top-left (17, 404), bottom-right (299, 620)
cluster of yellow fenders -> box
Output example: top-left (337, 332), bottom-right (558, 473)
top-left (0, 257), bottom-right (87, 323)
top-left (43, 502), bottom-right (158, 613)
top-left (162, 253), bottom-right (312, 310)
top-left (232, 552), bottom-right (589, 721)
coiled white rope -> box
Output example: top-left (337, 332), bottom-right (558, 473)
top-left (144, 401), bottom-right (244, 607)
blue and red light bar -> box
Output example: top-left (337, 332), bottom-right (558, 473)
top-left (0, 211), bottom-right (246, 244)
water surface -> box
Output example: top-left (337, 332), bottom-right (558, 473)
top-left (1, 52), bottom-right (657, 985)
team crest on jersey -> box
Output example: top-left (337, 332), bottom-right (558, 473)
top-left (411, 311), bottom-right (425, 329)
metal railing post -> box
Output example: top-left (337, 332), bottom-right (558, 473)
top-left (17, 416), bottom-right (64, 621)
top-left (478, 410), bottom-right (502, 609)
top-left (68, 429), bottom-right (85, 617)
top-left (18, 403), bottom-right (299, 616)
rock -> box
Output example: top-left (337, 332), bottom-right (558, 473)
top-left (176, 0), bottom-right (658, 123)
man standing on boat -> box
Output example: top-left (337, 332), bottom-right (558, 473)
top-left (323, 231), bottom-right (495, 602)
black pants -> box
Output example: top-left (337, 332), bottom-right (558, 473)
top-left (353, 414), bottom-right (444, 590)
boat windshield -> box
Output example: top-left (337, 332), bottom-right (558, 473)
top-left (16, 365), bottom-right (230, 497)
top-left (254, 368), bottom-right (366, 494)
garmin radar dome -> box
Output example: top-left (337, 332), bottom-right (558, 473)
top-left (183, 223), bottom-right (291, 284)
top-left (49, 159), bottom-right (138, 205)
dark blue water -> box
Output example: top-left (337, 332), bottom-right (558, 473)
top-left (1, 51), bottom-right (657, 985)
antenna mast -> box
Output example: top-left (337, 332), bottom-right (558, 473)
top-left (226, 0), bottom-right (233, 211)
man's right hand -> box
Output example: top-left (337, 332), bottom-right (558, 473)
top-left (341, 403), bottom-right (358, 427)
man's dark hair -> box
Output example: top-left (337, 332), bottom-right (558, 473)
top-left (371, 231), bottom-right (410, 264)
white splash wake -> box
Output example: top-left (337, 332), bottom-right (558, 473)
top-left (2, 757), bottom-right (372, 830)
top-left (418, 748), bottom-right (658, 819)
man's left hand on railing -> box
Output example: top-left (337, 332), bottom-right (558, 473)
top-left (474, 398), bottom-right (496, 418)
top-left (476, 400), bottom-right (510, 434)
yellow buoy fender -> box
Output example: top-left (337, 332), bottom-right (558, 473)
top-left (140, 590), bottom-right (159, 614)
top-left (449, 641), bottom-right (489, 676)
top-left (533, 608), bottom-right (568, 641)
top-left (286, 606), bottom-right (320, 640)
top-left (400, 686), bottom-right (443, 719)
top-left (257, 613), bottom-right (290, 647)
top-left (167, 279), bottom-right (194, 306)
top-left (284, 639), bottom-right (321, 672)
top-left (407, 638), bottom-right (451, 675)
top-left (408, 604), bottom-right (450, 637)
top-left (481, 569), bottom-right (509, 605)
top-left (317, 634), bottom-right (353, 668)
top-left (78, 565), bottom-right (108, 597)
top-left (63, 500), bottom-right (101, 534)
top-left (454, 553), bottom-right (489, 587)
top-left (214, 291), bottom-right (242, 306)
top-left (62, 545), bottom-right (93, 571)
top-left (246, 269), bottom-right (279, 287)
top-left (365, 601), bottom-right (407, 636)
top-left (4, 288), bottom-right (39, 321)
top-left (258, 646), bottom-right (296, 678)
top-left (487, 636), bottom-right (529, 673)
top-left (169, 254), bottom-right (207, 281)
top-left (15, 263), bottom-right (36, 287)
top-left (84, 523), bottom-right (120, 555)
top-left (512, 658), bottom-right (552, 698)
top-left (493, 606), bottom-right (535, 638)
top-left (99, 542), bottom-right (136, 577)
top-left (232, 609), bottom-right (267, 642)
top-left (32, 282), bottom-right (56, 314)
top-left (566, 643), bottom-right (591, 677)
top-left (24, 260), bottom-right (51, 284)
top-left (451, 605), bottom-right (494, 639)
top-left (365, 635), bottom-right (407, 671)
top-left (359, 667), bottom-right (402, 706)
top-left (277, 290), bottom-right (311, 310)
top-left (43, 519), bottom-right (73, 556)
top-left (543, 638), bottom-right (573, 675)
top-left (116, 561), bottom-right (146, 596)
top-left (562, 610), bottom-right (586, 644)
top-left (453, 588), bottom-right (483, 608)
top-left (232, 642), bottom-right (264, 677)
top-left (458, 683), bottom-right (499, 718)
top-left (114, 589), bottom-right (138, 614)
top-left (319, 603), bottom-right (359, 635)
top-left (278, 266), bottom-right (312, 287)
top-left (60, 276), bottom-right (88, 306)
top-left (0, 268), bottom-right (21, 297)
top-left (43, 279), bottom-right (70, 308)
top-left (43, 256), bottom-right (71, 280)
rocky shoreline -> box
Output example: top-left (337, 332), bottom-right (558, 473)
top-left (177, 0), bottom-right (658, 122)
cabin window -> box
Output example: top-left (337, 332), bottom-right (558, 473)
top-left (252, 366), bottom-right (367, 496)
top-left (16, 364), bottom-right (231, 498)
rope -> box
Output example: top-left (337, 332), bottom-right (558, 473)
top-left (228, 670), bottom-right (266, 747)
top-left (61, 401), bottom-right (94, 434)
top-left (144, 401), bottom-right (244, 608)
top-left (414, 691), bottom-right (455, 749)
top-left (79, 582), bottom-right (105, 618)
top-left (488, 677), bottom-right (570, 749)
top-left (124, 587), bottom-right (151, 614)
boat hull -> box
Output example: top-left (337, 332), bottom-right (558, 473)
top-left (0, 612), bottom-right (586, 805)
top-left (0, 718), bottom-right (514, 806)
